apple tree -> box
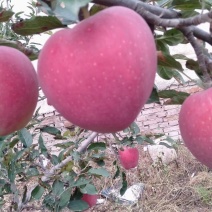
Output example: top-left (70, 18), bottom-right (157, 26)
top-left (0, 0), bottom-right (212, 211)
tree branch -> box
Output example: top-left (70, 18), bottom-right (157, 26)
top-left (41, 132), bottom-right (98, 182)
top-left (92, 0), bottom-right (180, 18)
top-left (180, 26), bottom-right (212, 86)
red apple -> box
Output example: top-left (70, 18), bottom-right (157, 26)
top-left (179, 88), bottom-right (212, 169)
top-left (82, 194), bottom-right (98, 208)
top-left (0, 47), bottom-right (38, 136)
top-left (37, 6), bottom-right (157, 133)
top-left (118, 147), bottom-right (139, 170)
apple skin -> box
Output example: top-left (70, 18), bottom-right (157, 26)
top-left (118, 147), bottom-right (139, 170)
top-left (82, 194), bottom-right (98, 208)
top-left (179, 88), bottom-right (212, 169)
top-left (37, 6), bottom-right (157, 133)
top-left (0, 47), bottom-right (38, 136)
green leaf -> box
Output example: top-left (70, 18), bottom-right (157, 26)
top-left (18, 128), bottom-right (33, 148)
top-left (52, 180), bottom-right (64, 196)
top-left (22, 185), bottom-right (28, 204)
top-left (9, 138), bottom-right (19, 148)
top-left (12, 16), bottom-right (64, 36)
top-left (157, 66), bottom-right (174, 80)
top-left (135, 135), bottom-right (145, 144)
top-left (156, 29), bottom-right (184, 46)
top-left (72, 177), bottom-right (90, 187)
top-left (31, 185), bottom-right (45, 200)
top-left (37, 0), bottom-right (91, 24)
top-left (158, 53), bottom-right (183, 71)
top-left (158, 90), bottom-right (190, 99)
top-left (147, 86), bottom-right (160, 104)
top-left (172, 0), bottom-right (210, 10)
top-left (88, 168), bottom-right (110, 177)
top-left (0, 9), bottom-right (14, 22)
top-left (120, 172), bottom-right (127, 196)
top-left (80, 184), bottom-right (97, 195)
top-left (41, 126), bottom-right (61, 135)
top-left (158, 90), bottom-right (190, 104)
top-left (51, 155), bottom-right (59, 165)
top-left (173, 54), bottom-right (191, 60)
top-left (54, 141), bottom-right (75, 148)
top-left (113, 165), bottom-right (120, 179)
top-left (26, 167), bottom-right (40, 177)
top-left (156, 40), bottom-right (170, 54)
top-left (58, 188), bottom-right (71, 207)
top-left (87, 142), bottom-right (106, 151)
top-left (38, 134), bottom-right (48, 157)
top-left (67, 200), bottom-right (88, 211)
top-left (129, 122), bottom-right (140, 135)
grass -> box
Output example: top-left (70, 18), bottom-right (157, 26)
top-left (92, 143), bottom-right (212, 212)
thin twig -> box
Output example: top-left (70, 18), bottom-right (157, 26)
top-left (41, 132), bottom-right (98, 182)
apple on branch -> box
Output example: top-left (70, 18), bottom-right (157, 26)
top-left (0, 47), bottom-right (38, 136)
top-left (37, 6), bottom-right (157, 133)
top-left (179, 88), bottom-right (212, 169)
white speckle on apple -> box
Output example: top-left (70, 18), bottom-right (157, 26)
top-left (93, 62), bottom-right (97, 66)
top-left (129, 52), bottom-right (132, 56)
top-left (100, 53), bottom-right (104, 56)
top-left (92, 77), bottom-right (96, 81)
top-left (69, 53), bottom-right (73, 57)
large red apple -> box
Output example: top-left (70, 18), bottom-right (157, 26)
top-left (118, 147), bottom-right (139, 170)
top-left (37, 6), bottom-right (157, 133)
top-left (0, 47), bottom-right (38, 136)
top-left (82, 194), bottom-right (98, 208)
top-left (179, 88), bottom-right (212, 169)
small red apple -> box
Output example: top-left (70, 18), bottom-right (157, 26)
top-left (82, 194), bottom-right (98, 208)
top-left (179, 88), bottom-right (212, 169)
top-left (118, 147), bottom-right (139, 170)
top-left (37, 6), bottom-right (157, 133)
top-left (0, 47), bottom-right (38, 136)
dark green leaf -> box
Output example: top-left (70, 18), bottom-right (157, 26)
top-left (172, 0), bottom-right (210, 10)
top-left (38, 134), bottom-right (48, 157)
top-left (72, 177), bottom-right (90, 187)
top-left (156, 40), bottom-right (170, 54)
top-left (88, 168), bottom-right (110, 177)
top-left (113, 165), bottom-right (120, 179)
top-left (41, 126), bottom-right (61, 135)
top-left (129, 122), bottom-right (140, 135)
top-left (18, 128), bottom-right (33, 148)
top-left (67, 200), bottom-right (88, 211)
top-left (58, 188), bottom-right (71, 207)
top-left (156, 29), bottom-right (184, 46)
top-left (87, 142), bottom-right (106, 151)
top-left (158, 53), bottom-right (183, 71)
top-left (0, 9), bottom-right (14, 22)
top-left (120, 172), bottom-right (127, 196)
top-left (80, 184), bottom-right (97, 195)
top-left (135, 135), bottom-right (145, 144)
top-left (51, 155), bottom-right (59, 165)
top-left (158, 90), bottom-right (190, 98)
top-left (52, 180), bottom-right (64, 196)
top-left (147, 86), bottom-right (160, 104)
top-left (26, 167), bottom-right (40, 177)
top-left (158, 90), bottom-right (190, 104)
top-left (31, 185), bottom-right (45, 200)
top-left (9, 138), bottom-right (19, 148)
top-left (158, 66), bottom-right (174, 80)
top-left (180, 10), bottom-right (199, 18)
top-left (22, 185), bottom-right (27, 204)
top-left (173, 54), bottom-right (191, 60)
top-left (54, 141), bottom-right (75, 148)
top-left (12, 16), bottom-right (64, 36)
